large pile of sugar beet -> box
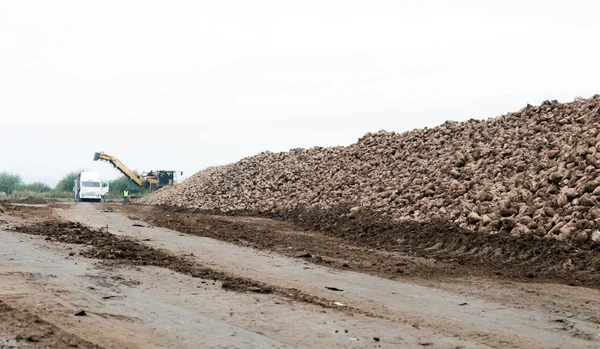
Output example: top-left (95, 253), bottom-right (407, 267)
top-left (140, 96), bottom-right (600, 244)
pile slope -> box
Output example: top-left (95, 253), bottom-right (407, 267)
top-left (140, 96), bottom-right (600, 244)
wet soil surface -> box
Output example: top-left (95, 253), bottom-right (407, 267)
top-left (11, 219), bottom-right (365, 314)
top-left (5, 203), bottom-right (600, 348)
top-left (13, 220), bottom-right (273, 295)
top-left (0, 197), bottom-right (52, 205)
top-left (0, 204), bottom-right (54, 222)
top-left (0, 300), bottom-right (102, 349)
top-left (122, 205), bottom-right (600, 288)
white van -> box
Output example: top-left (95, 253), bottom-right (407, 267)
top-left (74, 171), bottom-right (109, 202)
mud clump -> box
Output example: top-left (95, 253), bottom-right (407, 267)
top-left (14, 221), bottom-right (273, 294)
top-left (0, 203), bottom-right (53, 221)
top-left (279, 206), bottom-right (600, 287)
top-left (130, 205), bottom-right (600, 288)
top-left (1, 197), bottom-right (50, 205)
top-left (14, 220), bottom-right (363, 312)
top-left (140, 95), bottom-right (600, 245)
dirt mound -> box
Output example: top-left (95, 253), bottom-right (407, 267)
top-left (280, 206), bottom-right (600, 285)
top-left (13, 221), bottom-right (272, 293)
top-left (140, 96), bottom-right (600, 244)
top-left (0, 203), bottom-right (53, 221)
top-left (13, 219), bottom-right (370, 312)
top-left (131, 205), bottom-right (600, 288)
top-left (1, 197), bottom-right (50, 205)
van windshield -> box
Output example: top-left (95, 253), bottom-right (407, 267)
top-left (82, 181), bottom-right (101, 188)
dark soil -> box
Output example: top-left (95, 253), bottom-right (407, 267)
top-left (0, 204), bottom-right (53, 221)
top-left (11, 220), bottom-right (361, 314)
top-left (0, 197), bottom-right (50, 205)
top-left (126, 205), bottom-right (600, 288)
top-left (282, 206), bottom-right (600, 287)
top-left (0, 299), bottom-right (103, 349)
top-left (13, 221), bottom-right (272, 294)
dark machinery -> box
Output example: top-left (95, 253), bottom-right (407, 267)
top-left (93, 152), bottom-right (182, 192)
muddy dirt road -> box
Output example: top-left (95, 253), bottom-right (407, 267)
top-left (1, 203), bottom-right (600, 348)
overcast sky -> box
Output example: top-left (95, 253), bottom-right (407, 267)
top-left (1, 0), bottom-right (599, 186)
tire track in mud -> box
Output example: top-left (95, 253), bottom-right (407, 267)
top-left (131, 205), bottom-right (600, 288)
top-left (10, 220), bottom-right (374, 317)
top-left (285, 206), bottom-right (600, 287)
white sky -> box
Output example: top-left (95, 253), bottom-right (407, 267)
top-left (1, 0), bottom-right (599, 186)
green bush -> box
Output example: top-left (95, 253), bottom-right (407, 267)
top-left (18, 182), bottom-right (52, 192)
top-left (0, 172), bottom-right (22, 194)
top-left (55, 171), bottom-right (81, 192)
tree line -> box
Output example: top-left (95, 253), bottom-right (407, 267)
top-left (0, 171), bottom-right (148, 197)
